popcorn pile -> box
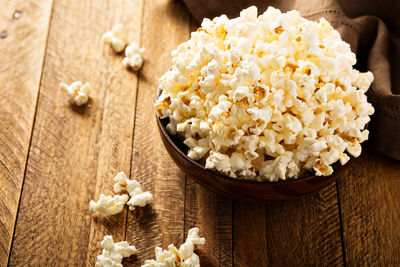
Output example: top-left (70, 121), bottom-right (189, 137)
top-left (60, 81), bottom-right (91, 106)
top-left (103, 24), bottom-right (145, 71)
top-left (90, 171), bottom-right (153, 216)
top-left (155, 6), bottom-right (375, 181)
top-left (142, 227), bottom-right (205, 267)
top-left (95, 235), bottom-right (137, 267)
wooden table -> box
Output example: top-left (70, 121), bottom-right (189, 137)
top-left (1, 0), bottom-right (400, 266)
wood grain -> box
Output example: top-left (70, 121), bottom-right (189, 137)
top-left (233, 185), bottom-right (342, 266)
top-left (0, 1), bottom-right (53, 266)
top-left (8, 0), bottom-right (141, 265)
top-left (124, 0), bottom-right (189, 265)
top-left (338, 149), bottom-right (400, 265)
top-left (185, 179), bottom-right (233, 267)
top-left (84, 0), bottom-right (143, 265)
top-left (233, 202), bottom-right (267, 266)
top-left (264, 184), bottom-right (343, 265)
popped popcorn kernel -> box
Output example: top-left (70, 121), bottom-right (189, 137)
top-left (90, 172), bottom-right (153, 216)
top-left (123, 42), bottom-right (145, 71)
top-left (95, 235), bottom-right (137, 267)
top-left (155, 6), bottom-right (374, 181)
top-left (89, 194), bottom-right (129, 216)
top-left (142, 227), bottom-right (205, 267)
top-left (60, 81), bottom-right (90, 106)
top-left (102, 24), bottom-right (128, 53)
top-left (113, 171), bottom-right (153, 210)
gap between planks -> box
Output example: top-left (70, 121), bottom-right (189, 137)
top-left (7, 0), bottom-right (55, 263)
top-left (0, 0), bottom-right (54, 266)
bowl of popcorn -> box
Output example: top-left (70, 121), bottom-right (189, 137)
top-left (155, 6), bottom-right (374, 201)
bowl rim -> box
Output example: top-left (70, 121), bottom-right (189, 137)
top-left (156, 89), bottom-right (348, 186)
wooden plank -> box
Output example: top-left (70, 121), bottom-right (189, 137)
top-left (338, 149), bottom-right (400, 265)
top-left (264, 184), bottom-right (343, 265)
top-left (8, 0), bottom-right (141, 265)
top-left (84, 0), bottom-right (143, 265)
top-left (124, 0), bottom-right (190, 265)
top-left (233, 202), bottom-right (267, 266)
top-left (0, 1), bottom-right (53, 265)
top-left (233, 186), bottom-right (342, 266)
top-left (185, 179), bottom-right (233, 267)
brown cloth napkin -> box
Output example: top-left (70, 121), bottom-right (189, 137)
top-left (182, 0), bottom-right (400, 160)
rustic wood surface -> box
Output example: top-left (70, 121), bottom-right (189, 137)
top-left (1, 0), bottom-right (400, 266)
top-left (0, 1), bottom-right (53, 266)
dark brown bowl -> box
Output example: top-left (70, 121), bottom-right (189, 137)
top-left (156, 92), bottom-right (352, 201)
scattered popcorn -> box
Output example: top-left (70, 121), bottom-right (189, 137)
top-left (95, 235), bottom-right (137, 267)
top-left (102, 24), bottom-right (128, 53)
top-left (89, 194), bottom-right (129, 216)
top-left (127, 191), bottom-right (153, 211)
top-left (60, 81), bottom-right (90, 106)
top-left (185, 227), bottom-right (206, 245)
top-left (155, 6), bottom-right (375, 181)
top-left (113, 171), bottom-right (139, 194)
top-left (123, 42), bottom-right (146, 71)
top-left (142, 227), bottom-right (205, 267)
top-left (113, 171), bottom-right (153, 210)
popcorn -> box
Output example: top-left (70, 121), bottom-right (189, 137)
top-left (142, 227), bottom-right (205, 267)
top-left (260, 151), bottom-right (294, 181)
top-left (123, 42), bottom-right (146, 71)
top-left (155, 6), bottom-right (375, 181)
top-left (339, 153), bottom-right (350, 165)
top-left (127, 191), bottom-right (153, 211)
top-left (102, 24), bottom-right (128, 53)
top-left (60, 81), bottom-right (90, 106)
top-left (346, 143), bottom-right (362, 158)
top-left (113, 171), bottom-right (153, 210)
top-left (89, 194), bottom-right (129, 216)
top-left (205, 151), bottom-right (231, 173)
top-left (90, 172), bottom-right (153, 216)
top-left (113, 171), bottom-right (138, 194)
top-left (185, 227), bottom-right (206, 245)
top-left (95, 235), bottom-right (137, 267)
top-left (102, 24), bottom-right (146, 71)
top-left (230, 152), bottom-right (252, 174)
top-left (313, 160), bottom-right (333, 176)
top-left (353, 71), bottom-right (374, 91)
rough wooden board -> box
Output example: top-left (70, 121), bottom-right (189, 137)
top-left (185, 179), bottom-right (233, 267)
top-left (84, 0), bottom-right (143, 265)
top-left (264, 184), bottom-right (343, 265)
top-left (8, 0), bottom-right (140, 265)
top-left (233, 202), bottom-right (267, 266)
top-left (124, 0), bottom-right (189, 265)
top-left (0, 0), bottom-right (53, 265)
top-left (338, 149), bottom-right (400, 265)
